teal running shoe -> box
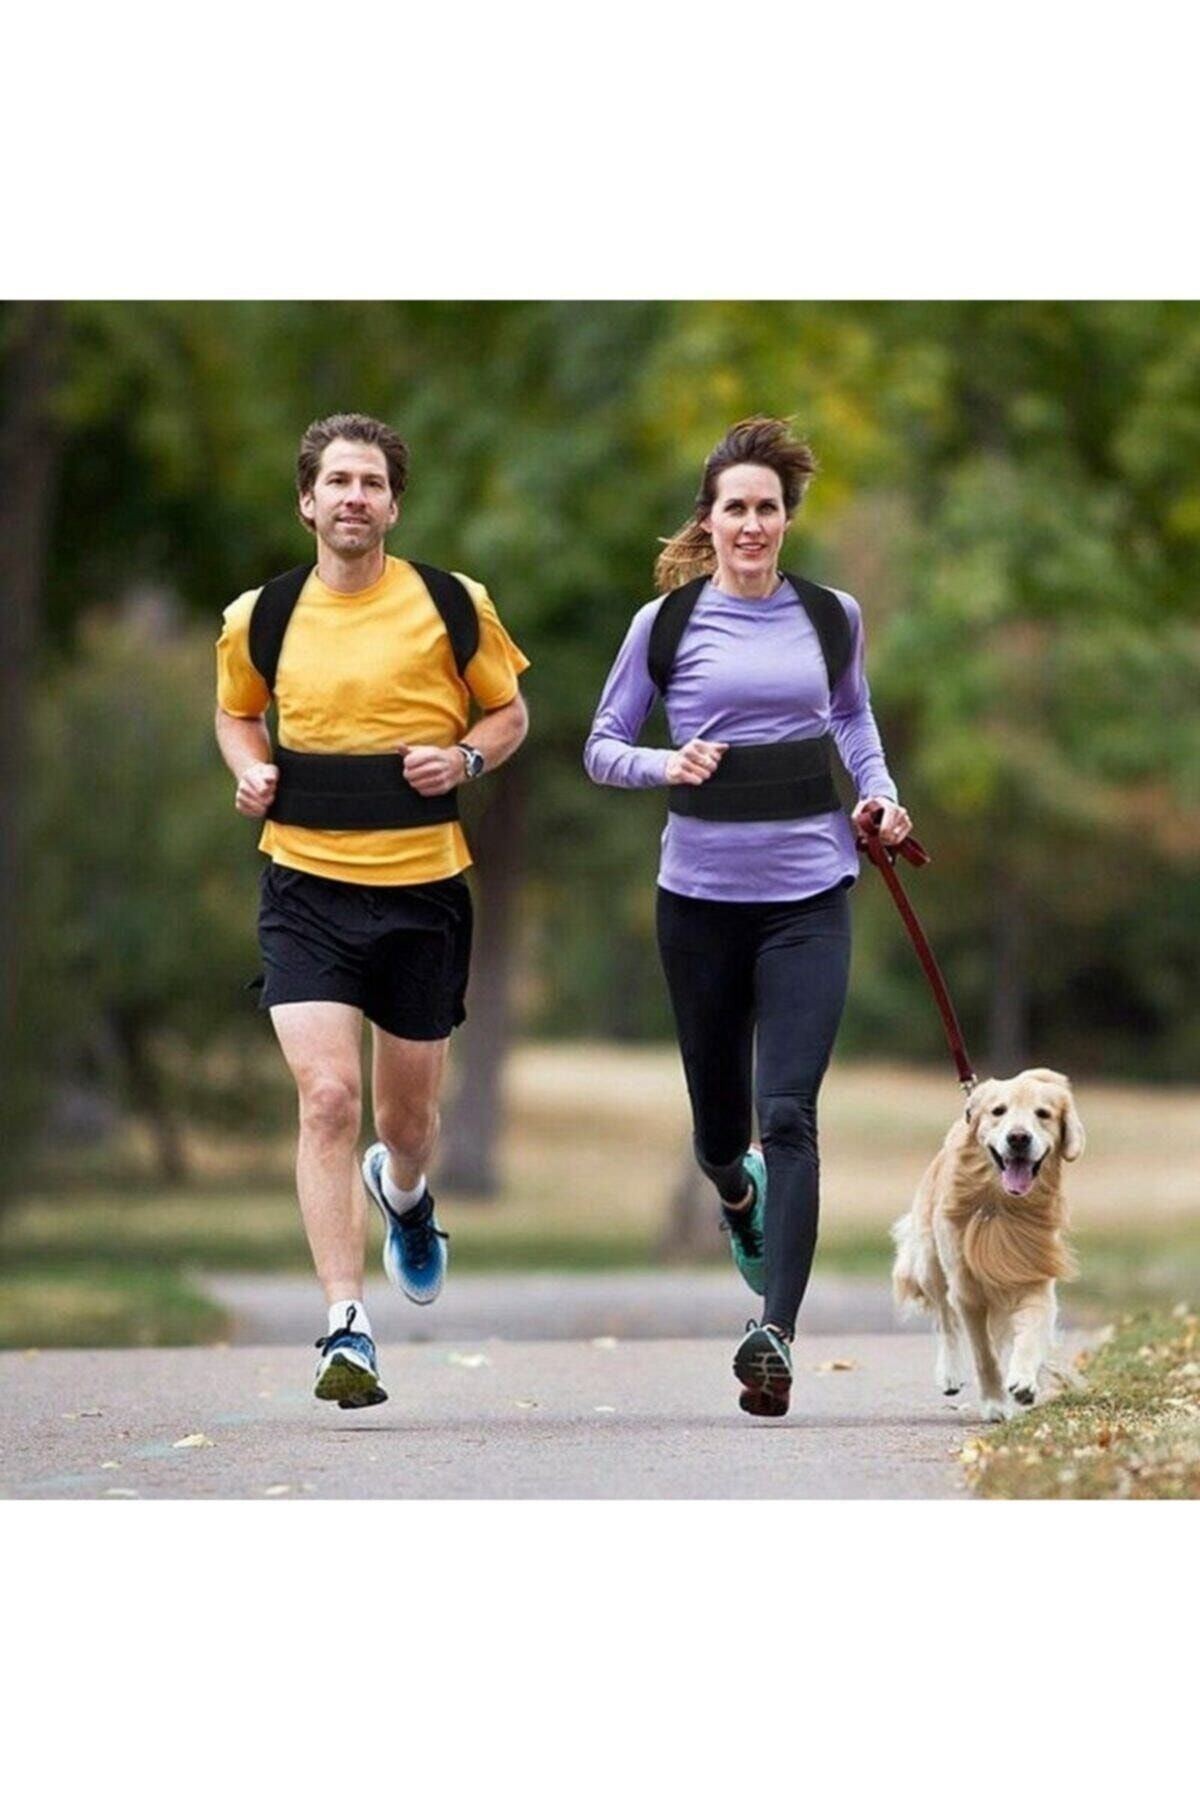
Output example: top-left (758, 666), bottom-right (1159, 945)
top-left (733, 1321), bottom-right (793, 1418)
top-left (720, 1146), bottom-right (766, 1296)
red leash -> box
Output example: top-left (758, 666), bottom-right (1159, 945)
top-left (856, 810), bottom-right (977, 1094)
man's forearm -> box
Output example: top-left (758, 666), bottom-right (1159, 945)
top-left (464, 694), bottom-right (529, 774)
top-left (215, 707), bottom-right (273, 779)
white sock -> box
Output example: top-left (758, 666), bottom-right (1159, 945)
top-left (327, 1299), bottom-right (372, 1339)
top-left (382, 1166), bottom-right (427, 1215)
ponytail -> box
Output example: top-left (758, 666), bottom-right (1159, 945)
top-left (654, 520), bottom-right (715, 593)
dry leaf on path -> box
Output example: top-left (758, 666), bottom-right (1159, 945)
top-left (100, 1461), bottom-right (121, 1470)
top-left (104, 1488), bottom-right (139, 1498)
top-left (172, 1433), bottom-right (216, 1449)
top-left (814, 1359), bottom-right (858, 1373)
top-left (448, 1353), bottom-right (490, 1368)
top-left (263, 1485), bottom-right (291, 1497)
top-left (591, 1337), bottom-right (619, 1350)
top-left (514, 1399), bottom-right (539, 1409)
top-left (594, 1406), bottom-right (616, 1414)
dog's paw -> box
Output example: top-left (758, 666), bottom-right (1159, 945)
top-left (980, 1398), bottom-right (1010, 1424)
top-left (1007, 1380), bottom-right (1037, 1408)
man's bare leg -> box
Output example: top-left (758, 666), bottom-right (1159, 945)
top-left (370, 1028), bottom-right (450, 1186)
top-left (270, 1000), bottom-right (367, 1302)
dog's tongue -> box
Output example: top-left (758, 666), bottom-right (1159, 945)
top-left (1001, 1161), bottom-right (1035, 1197)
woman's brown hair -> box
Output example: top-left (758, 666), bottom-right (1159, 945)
top-left (654, 416), bottom-right (817, 592)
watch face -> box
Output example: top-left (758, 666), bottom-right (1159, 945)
top-left (463, 746), bottom-right (484, 779)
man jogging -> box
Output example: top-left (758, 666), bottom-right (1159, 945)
top-left (215, 413), bottom-right (529, 1409)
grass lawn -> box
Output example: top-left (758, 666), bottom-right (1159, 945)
top-left (961, 1309), bottom-right (1200, 1499)
top-left (0, 1267), bottom-right (225, 1350)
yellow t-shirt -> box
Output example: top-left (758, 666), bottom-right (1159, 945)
top-left (216, 556), bottom-right (530, 884)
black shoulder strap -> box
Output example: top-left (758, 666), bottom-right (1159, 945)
top-left (647, 577), bottom-right (708, 695)
top-left (408, 562), bottom-right (480, 678)
top-left (248, 564), bottom-right (312, 694)
top-left (646, 570), bottom-right (852, 698)
top-left (246, 560), bottom-right (481, 695)
top-left (782, 570), bottom-right (852, 695)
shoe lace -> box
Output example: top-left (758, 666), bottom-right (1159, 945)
top-left (315, 1303), bottom-right (359, 1351)
top-left (398, 1197), bottom-right (449, 1271)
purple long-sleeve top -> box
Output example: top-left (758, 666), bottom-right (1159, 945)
top-left (583, 577), bottom-right (898, 902)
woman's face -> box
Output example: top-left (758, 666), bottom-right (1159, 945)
top-left (702, 463), bottom-right (789, 585)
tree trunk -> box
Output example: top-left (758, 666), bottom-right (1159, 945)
top-left (986, 873), bottom-right (1030, 1074)
top-left (436, 763), bottom-right (526, 1197)
top-left (111, 1011), bottom-right (190, 1186)
top-left (658, 1148), bottom-right (721, 1262)
top-left (0, 302), bottom-right (65, 1202)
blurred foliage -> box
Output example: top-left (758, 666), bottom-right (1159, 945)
top-left (8, 299), bottom-right (1200, 1177)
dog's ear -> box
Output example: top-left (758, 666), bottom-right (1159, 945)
top-left (1060, 1090), bottom-right (1086, 1161)
top-left (964, 1079), bottom-right (995, 1123)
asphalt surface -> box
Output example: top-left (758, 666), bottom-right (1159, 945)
top-left (0, 1274), bottom-right (1091, 1500)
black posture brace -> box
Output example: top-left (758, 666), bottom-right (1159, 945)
top-left (646, 570), bottom-right (851, 825)
top-left (646, 569), bottom-right (851, 698)
top-left (245, 561), bottom-right (481, 831)
top-left (247, 561), bottom-right (480, 693)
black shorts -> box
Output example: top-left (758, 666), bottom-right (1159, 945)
top-left (256, 863), bottom-right (473, 1041)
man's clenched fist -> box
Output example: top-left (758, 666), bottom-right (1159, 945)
top-left (235, 761), bottom-right (279, 817)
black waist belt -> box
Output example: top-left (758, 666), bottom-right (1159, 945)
top-left (667, 735), bottom-right (841, 823)
top-left (268, 746), bottom-right (461, 830)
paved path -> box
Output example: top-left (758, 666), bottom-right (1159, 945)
top-left (1, 1274), bottom-right (1093, 1500)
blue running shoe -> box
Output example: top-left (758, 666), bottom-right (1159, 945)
top-left (733, 1321), bottom-right (793, 1418)
top-left (313, 1305), bottom-right (388, 1409)
top-left (720, 1146), bottom-right (766, 1296)
top-left (361, 1141), bottom-right (449, 1305)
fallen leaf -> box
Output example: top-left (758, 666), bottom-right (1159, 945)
top-left (79, 1409), bottom-right (103, 1418)
top-left (61, 1413), bottom-right (78, 1421)
top-left (263, 1485), bottom-right (291, 1497)
top-left (448, 1353), bottom-right (489, 1368)
top-left (594, 1406), bottom-right (616, 1414)
top-left (591, 1337), bottom-right (618, 1350)
top-left (958, 1438), bottom-right (991, 1465)
top-left (172, 1433), bottom-right (215, 1449)
top-left (815, 1359), bottom-right (858, 1373)
top-left (104, 1488), bottom-right (139, 1498)
top-left (100, 1461), bottom-right (121, 1470)
top-left (514, 1399), bottom-right (539, 1409)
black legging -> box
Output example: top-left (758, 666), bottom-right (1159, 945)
top-left (656, 881), bottom-right (852, 1335)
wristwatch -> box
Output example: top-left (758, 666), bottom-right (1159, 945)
top-left (458, 743), bottom-right (485, 781)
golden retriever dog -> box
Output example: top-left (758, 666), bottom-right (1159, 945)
top-left (891, 1069), bottom-right (1085, 1421)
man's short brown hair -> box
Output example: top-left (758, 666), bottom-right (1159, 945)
top-left (295, 413), bottom-right (410, 527)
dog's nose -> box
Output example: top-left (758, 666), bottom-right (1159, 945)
top-left (1006, 1128), bottom-right (1032, 1153)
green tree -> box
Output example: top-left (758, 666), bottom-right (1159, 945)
top-left (30, 610), bottom-right (265, 1180)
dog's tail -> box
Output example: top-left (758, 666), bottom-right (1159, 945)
top-left (890, 1213), bottom-right (930, 1316)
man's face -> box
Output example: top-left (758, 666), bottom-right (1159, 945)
top-left (299, 439), bottom-right (398, 557)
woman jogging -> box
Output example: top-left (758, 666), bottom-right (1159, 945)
top-left (584, 417), bottom-right (911, 1417)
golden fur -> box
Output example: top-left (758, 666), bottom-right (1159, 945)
top-left (891, 1068), bottom-right (1085, 1421)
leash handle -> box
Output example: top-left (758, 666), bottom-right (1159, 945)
top-left (856, 808), bottom-right (977, 1092)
